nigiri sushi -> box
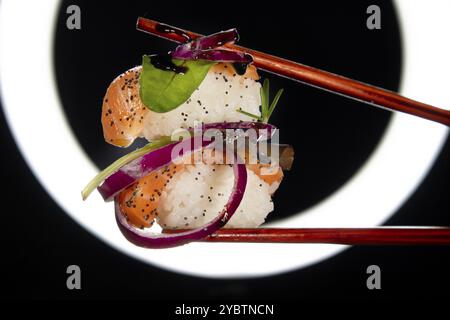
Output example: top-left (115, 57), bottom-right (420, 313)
top-left (83, 25), bottom-right (293, 248)
top-left (102, 63), bottom-right (261, 146)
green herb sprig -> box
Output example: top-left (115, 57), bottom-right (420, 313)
top-left (81, 136), bottom-right (172, 200)
top-left (237, 79), bottom-right (284, 123)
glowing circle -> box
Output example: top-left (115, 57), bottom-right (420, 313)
top-left (0, 0), bottom-right (448, 278)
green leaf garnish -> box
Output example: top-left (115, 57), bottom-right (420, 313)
top-left (81, 136), bottom-right (172, 200)
top-left (139, 55), bottom-right (215, 113)
top-left (268, 88), bottom-right (284, 119)
top-left (236, 79), bottom-right (284, 123)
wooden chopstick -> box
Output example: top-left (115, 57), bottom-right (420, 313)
top-left (163, 228), bottom-right (450, 245)
top-left (137, 17), bottom-right (450, 127)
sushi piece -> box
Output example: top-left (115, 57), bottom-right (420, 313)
top-left (102, 63), bottom-right (261, 146)
top-left (108, 62), bottom-right (283, 229)
top-left (83, 26), bottom-right (293, 248)
top-left (117, 151), bottom-right (283, 230)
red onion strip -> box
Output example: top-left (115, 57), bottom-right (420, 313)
top-left (114, 155), bottom-right (247, 248)
top-left (98, 136), bottom-right (212, 201)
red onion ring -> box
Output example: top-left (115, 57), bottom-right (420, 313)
top-left (98, 136), bottom-right (212, 201)
top-left (172, 29), bottom-right (238, 55)
top-left (114, 157), bottom-right (247, 248)
top-left (172, 29), bottom-right (253, 64)
top-left (203, 121), bottom-right (275, 135)
top-left (98, 122), bottom-right (276, 201)
top-left (173, 49), bottom-right (253, 64)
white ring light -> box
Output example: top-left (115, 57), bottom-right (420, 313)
top-left (0, 0), bottom-right (448, 278)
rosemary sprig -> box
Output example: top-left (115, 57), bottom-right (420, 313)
top-left (236, 79), bottom-right (284, 123)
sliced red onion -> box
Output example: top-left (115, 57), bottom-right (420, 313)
top-left (98, 122), bottom-right (276, 202)
top-left (171, 29), bottom-right (252, 63)
top-left (173, 29), bottom-right (238, 54)
top-left (203, 121), bottom-right (275, 134)
top-left (115, 158), bottom-right (247, 249)
top-left (203, 121), bottom-right (276, 143)
top-left (173, 48), bottom-right (253, 64)
top-left (193, 29), bottom-right (239, 50)
top-left (98, 136), bottom-right (212, 201)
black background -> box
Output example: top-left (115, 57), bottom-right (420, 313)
top-left (1, 0), bottom-right (449, 303)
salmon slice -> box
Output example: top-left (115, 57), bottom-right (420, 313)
top-left (247, 164), bottom-right (283, 187)
top-left (117, 163), bottom-right (184, 228)
top-left (101, 67), bottom-right (148, 147)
